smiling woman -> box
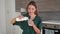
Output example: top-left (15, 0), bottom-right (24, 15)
top-left (11, 1), bottom-right (42, 34)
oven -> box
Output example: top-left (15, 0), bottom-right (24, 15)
top-left (42, 27), bottom-right (60, 34)
top-left (42, 21), bottom-right (60, 34)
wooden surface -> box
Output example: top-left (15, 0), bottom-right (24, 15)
top-left (15, 0), bottom-right (60, 12)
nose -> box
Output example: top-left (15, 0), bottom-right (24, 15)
top-left (29, 9), bottom-right (32, 12)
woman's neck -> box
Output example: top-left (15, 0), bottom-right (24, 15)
top-left (29, 13), bottom-right (36, 20)
top-left (29, 13), bottom-right (35, 16)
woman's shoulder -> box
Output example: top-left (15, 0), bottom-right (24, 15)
top-left (36, 16), bottom-right (42, 19)
top-left (36, 15), bottom-right (42, 21)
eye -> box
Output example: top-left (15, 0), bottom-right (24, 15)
top-left (32, 8), bottom-right (34, 10)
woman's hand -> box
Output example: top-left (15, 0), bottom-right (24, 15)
top-left (29, 20), bottom-right (35, 26)
top-left (17, 15), bottom-right (24, 19)
top-left (11, 15), bottom-right (24, 24)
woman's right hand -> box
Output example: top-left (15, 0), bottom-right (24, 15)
top-left (17, 15), bottom-right (24, 19)
top-left (11, 15), bottom-right (24, 24)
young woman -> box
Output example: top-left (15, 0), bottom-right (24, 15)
top-left (11, 1), bottom-right (42, 34)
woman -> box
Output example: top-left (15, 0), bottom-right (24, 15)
top-left (11, 1), bottom-right (42, 34)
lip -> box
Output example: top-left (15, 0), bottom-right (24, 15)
top-left (29, 12), bottom-right (32, 13)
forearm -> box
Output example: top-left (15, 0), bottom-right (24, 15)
top-left (33, 25), bottom-right (40, 34)
top-left (11, 18), bottom-right (16, 24)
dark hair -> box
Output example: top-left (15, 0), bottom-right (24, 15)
top-left (26, 1), bottom-right (38, 15)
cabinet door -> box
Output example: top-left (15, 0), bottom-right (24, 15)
top-left (0, 0), bottom-right (6, 34)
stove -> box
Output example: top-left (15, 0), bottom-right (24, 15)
top-left (42, 21), bottom-right (60, 29)
top-left (42, 21), bottom-right (60, 34)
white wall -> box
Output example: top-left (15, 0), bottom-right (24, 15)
top-left (0, 0), bottom-right (6, 34)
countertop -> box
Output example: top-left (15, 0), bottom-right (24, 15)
top-left (42, 21), bottom-right (60, 25)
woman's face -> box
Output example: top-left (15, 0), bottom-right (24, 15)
top-left (28, 5), bottom-right (36, 14)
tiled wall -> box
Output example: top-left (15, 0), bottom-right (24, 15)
top-left (39, 11), bottom-right (60, 21)
top-left (16, 0), bottom-right (60, 11)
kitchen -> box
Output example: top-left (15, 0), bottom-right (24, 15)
top-left (0, 0), bottom-right (60, 34)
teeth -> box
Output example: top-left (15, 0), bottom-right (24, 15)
top-left (16, 17), bottom-right (29, 21)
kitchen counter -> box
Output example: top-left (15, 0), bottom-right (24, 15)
top-left (42, 21), bottom-right (60, 25)
top-left (42, 21), bottom-right (60, 29)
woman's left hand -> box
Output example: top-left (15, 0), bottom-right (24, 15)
top-left (29, 20), bottom-right (35, 26)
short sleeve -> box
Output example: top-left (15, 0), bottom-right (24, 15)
top-left (37, 16), bottom-right (42, 30)
top-left (22, 13), bottom-right (28, 17)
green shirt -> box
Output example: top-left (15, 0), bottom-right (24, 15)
top-left (13, 13), bottom-right (42, 34)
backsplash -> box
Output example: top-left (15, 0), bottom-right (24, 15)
top-left (15, 0), bottom-right (60, 12)
top-left (39, 11), bottom-right (60, 21)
